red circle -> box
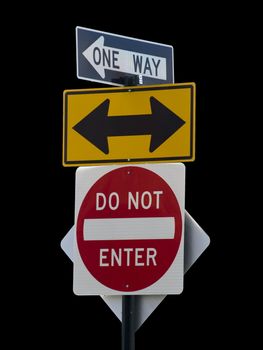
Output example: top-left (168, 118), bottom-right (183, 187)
top-left (76, 166), bottom-right (182, 292)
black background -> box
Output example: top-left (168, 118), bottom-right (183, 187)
top-left (9, 5), bottom-right (255, 349)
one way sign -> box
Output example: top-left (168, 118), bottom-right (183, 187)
top-left (76, 27), bottom-right (174, 86)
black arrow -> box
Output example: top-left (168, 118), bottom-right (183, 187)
top-left (73, 97), bottom-right (185, 154)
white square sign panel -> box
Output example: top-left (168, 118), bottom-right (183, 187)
top-left (73, 163), bottom-right (185, 295)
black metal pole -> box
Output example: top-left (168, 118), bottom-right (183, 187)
top-left (121, 75), bottom-right (140, 350)
top-left (122, 295), bottom-right (136, 350)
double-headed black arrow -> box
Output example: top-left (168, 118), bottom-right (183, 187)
top-left (73, 96), bottom-right (185, 154)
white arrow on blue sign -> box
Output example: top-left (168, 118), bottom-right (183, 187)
top-left (76, 26), bottom-right (174, 86)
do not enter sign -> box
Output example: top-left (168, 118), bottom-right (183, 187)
top-left (73, 163), bottom-right (185, 295)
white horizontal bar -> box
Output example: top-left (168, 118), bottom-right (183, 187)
top-left (83, 217), bottom-right (175, 241)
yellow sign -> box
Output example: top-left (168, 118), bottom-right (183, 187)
top-left (63, 83), bottom-right (195, 166)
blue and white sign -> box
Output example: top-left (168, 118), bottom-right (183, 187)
top-left (76, 26), bottom-right (174, 86)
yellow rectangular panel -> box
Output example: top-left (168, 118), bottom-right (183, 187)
top-left (63, 83), bottom-right (195, 166)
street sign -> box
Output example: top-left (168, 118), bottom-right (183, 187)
top-left (63, 83), bottom-right (195, 166)
top-left (76, 26), bottom-right (174, 86)
top-left (61, 210), bottom-right (210, 330)
top-left (73, 163), bottom-right (185, 295)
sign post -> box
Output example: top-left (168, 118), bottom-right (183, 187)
top-left (122, 295), bottom-right (135, 350)
top-left (61, 26), bottom-right (207, 350)
top-left (121, 77), bottom-right (137, 350)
